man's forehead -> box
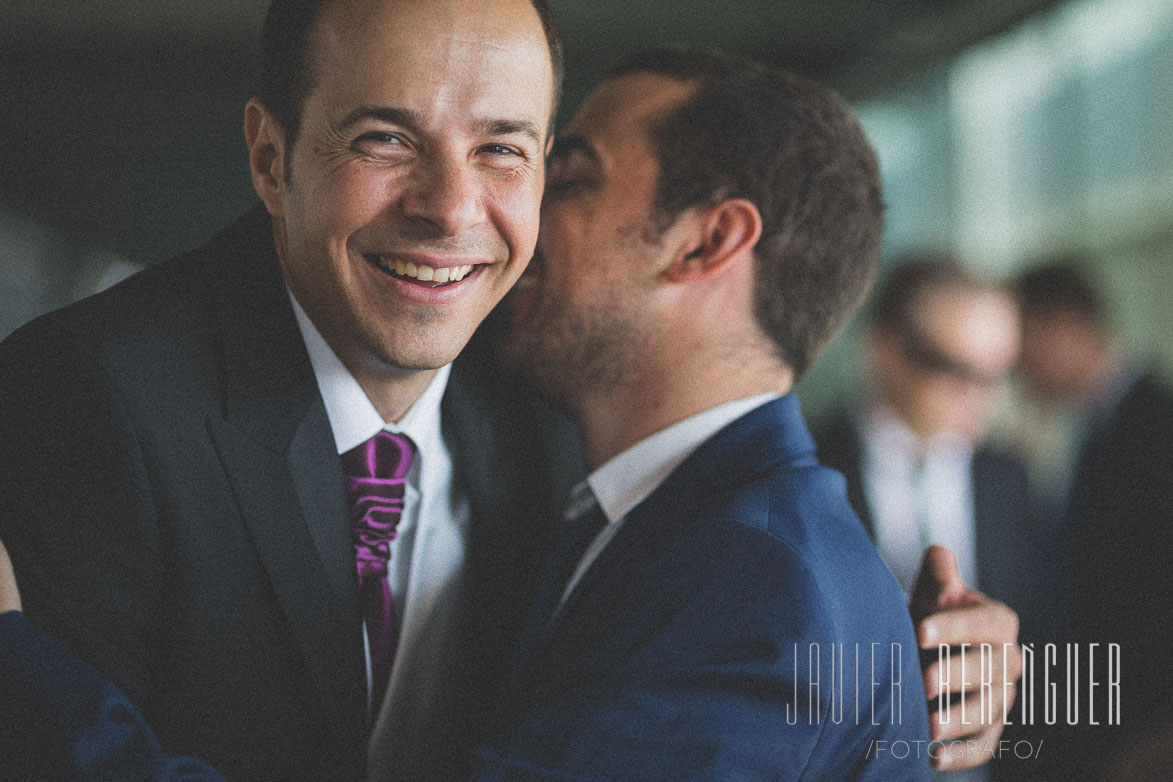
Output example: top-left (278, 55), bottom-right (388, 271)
top-left (572, 73), bottom-right (697, 131)
top-left (311, 0), bottom-right (553, 87)
top-left (920, 291), bottom-right (1017, 353)
top-left (548, 135), bottom-right (600, 164)
top-left (558, 73), bottom-right (697, 170)
top-left (316, 0), bottom-right (541, 38)
top-left (302, 0), bottom-right (555, 134)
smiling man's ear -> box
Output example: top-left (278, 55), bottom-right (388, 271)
top-left (245, 98), bottom-right (289, 218)
top-left (663, 198), bottom-right (763, 283)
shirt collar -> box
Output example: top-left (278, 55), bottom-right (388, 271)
top-left (860, 399), bottom-right (972, 468)
top-left (288, 289), bottom-right (451, 458)
top-left (585, 392), bottom-right (780, 525)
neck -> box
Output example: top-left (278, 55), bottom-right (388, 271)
top-left (350, 364), bottom-right (438, 424)
top-left (577, 354), bottom-right (792, 469)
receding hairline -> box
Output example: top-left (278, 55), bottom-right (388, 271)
top-left (294, 0), bottom-right (560, 132)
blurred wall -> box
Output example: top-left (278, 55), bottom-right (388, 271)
top-left (798, 0), bottom-right (1173, 422)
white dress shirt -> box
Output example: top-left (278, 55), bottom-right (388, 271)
top-left (859, 404), bottom-right (978, 595)
top-left (288, 294), bottom-right (471, 771)
top-left (559, 393), bottom-right (781, 605)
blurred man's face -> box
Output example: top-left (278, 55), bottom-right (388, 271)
top-left (261, 0), bottom-right (554, 379)
top-left (505, 72), bottom-right (698, 408)
top-left (872, 287), bottom-right (1020, 442)
top-left (1018, 309), bottom-right (1101, 401)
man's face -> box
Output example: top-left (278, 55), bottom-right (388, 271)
top-left (1018, 309), bottom-right (1098, 401)
top-left (505, 72), bottom-right (697, 407)
top-left (873, 287), bottom-right (1020, 442)
top-left (262, 0), bottom-right (554, 378)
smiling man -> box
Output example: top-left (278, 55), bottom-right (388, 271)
top-left (0, 0), bottom-right (561, 780)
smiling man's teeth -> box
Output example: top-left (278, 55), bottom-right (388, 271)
top-left (372, 255), bottom-right (475, 284)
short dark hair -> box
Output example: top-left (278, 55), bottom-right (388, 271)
top-left (610, 46), bottom-right (884, 378)
top-left (1015, 257), bottom-right (1108, 326)
top-left (867, 253), bottom-right (984, 333)
top-left (258, 0), bottom-right (564, 148)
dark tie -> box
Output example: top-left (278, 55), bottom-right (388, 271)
top-left (529, 492), bottom-right (609, 641)
top-left (501, 490), bottom-right (608, 709)
top-left (340, 431), bottom-right (416, 714)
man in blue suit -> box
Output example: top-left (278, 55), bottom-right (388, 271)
top-left (474, 47), bottom-right (934, 779)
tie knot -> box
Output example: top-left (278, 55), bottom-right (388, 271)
top-left (342, 430), bottom-right (415, 481)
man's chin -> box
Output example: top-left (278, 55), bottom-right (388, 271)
top-left (366, 337), bottom-right (467, 377)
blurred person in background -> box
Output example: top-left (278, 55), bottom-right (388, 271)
top-left (1015, 259), bottom-right (1173, 779)
top-left (815, 256), bottom-right (1037, 782)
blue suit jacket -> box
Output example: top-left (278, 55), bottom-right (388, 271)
top-left (0, 609), bottom-right (224, 782)
top-left (476, 396), bottom-right (932, 781)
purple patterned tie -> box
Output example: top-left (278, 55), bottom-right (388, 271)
top-left (340, 431), bottom-right (415, 714)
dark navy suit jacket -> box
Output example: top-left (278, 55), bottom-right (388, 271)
top-left (476, 396), bottom-right (932, 781)
top-left (0, 609), bottom-right (226, 782)
top-left (0, 207), bottom-right (556, 782)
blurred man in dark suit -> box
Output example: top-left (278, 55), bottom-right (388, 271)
top-left (1016, 260), bottom-right (1173, 779)
top-left (815, 259), bottom-right (1032, 597)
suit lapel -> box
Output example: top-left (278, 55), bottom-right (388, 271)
top-left (203, 208), bottom-right (365, 751)
top-left (535, 396), bottom-right (812, 665)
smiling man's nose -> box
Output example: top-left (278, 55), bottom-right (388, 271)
top-left (401, 158), bottom-right (485, 236)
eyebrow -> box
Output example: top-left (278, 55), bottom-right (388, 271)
top-left (472, 118), bottom-right (544, 147)
top-left (339, 105), bottom-right (420, 131)
top-left (548, 135), bottom-right (600, 165)
top-left (340, 105), bottom-right (543, 147)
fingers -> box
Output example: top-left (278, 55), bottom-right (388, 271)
top-left (924, 650), bottom-right (1016, 717)
top-left (924, 644), bottom-right (1019, 713)
top-left (0, 537), bottom-right (21, 613)
top-left (922, 638), bottom-right (1021, 771)
top-left (930, 722), bottom-right (1009, 771)
top-left (918, 599), bottom-right (1020, 651)
top-left (908, 549), bottom-right (1024, 771)
top-left (909, 545), bottom-right (966, 620)
top-left (927, 675), bottom-right (1016, 769)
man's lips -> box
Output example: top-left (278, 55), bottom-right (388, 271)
top-left (363, 253), bottom-right (483, 288)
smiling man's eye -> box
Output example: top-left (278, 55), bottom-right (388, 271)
top-left (364, 131), bottom-right (393, 142)
top-left (354, 131), bottom-right (408, 154)
top-left (479, 143), bottom-right (536, 172)
top-left (482, 143), bottom-right (521, 156)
